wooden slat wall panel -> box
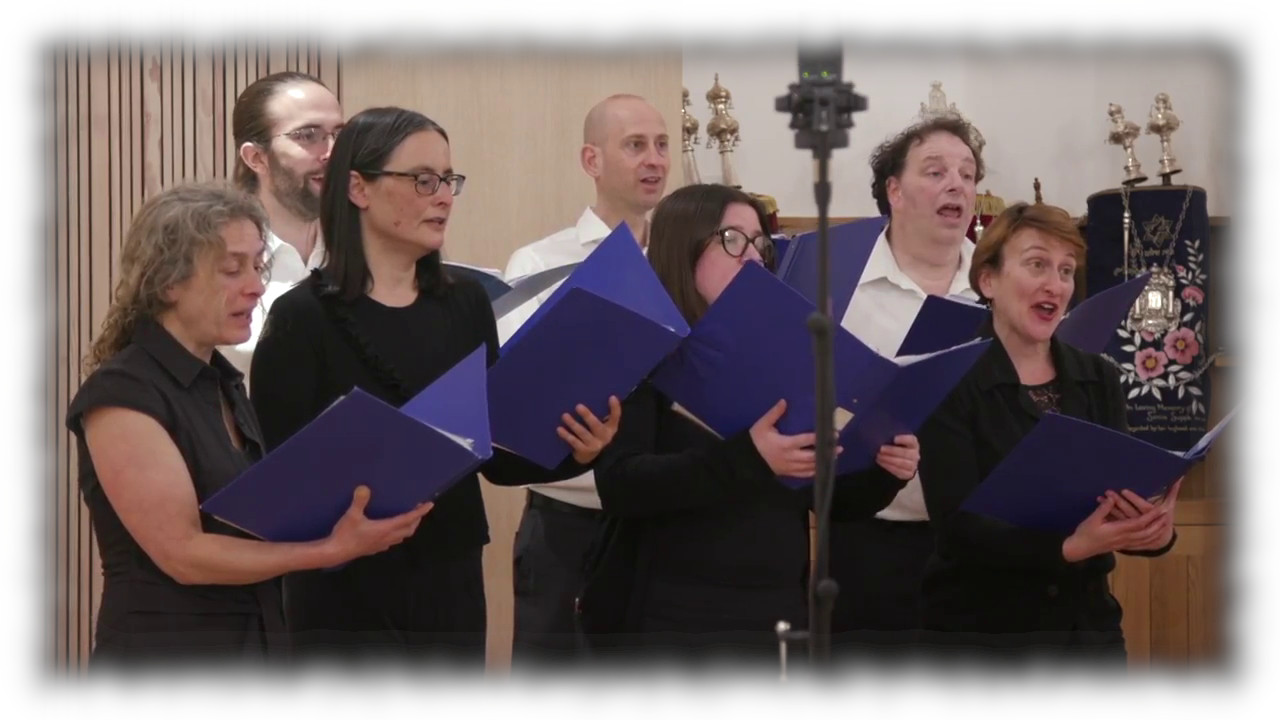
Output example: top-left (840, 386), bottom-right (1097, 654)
top-left (70, 45), bottom-right (88, 668)
top-left (47, 39), bottom-right (340, 672)
top-left (52, 46), bottom-right (69, 671)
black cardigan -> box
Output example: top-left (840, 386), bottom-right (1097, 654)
top-left (917, 334), bottom-right (1176, 637)
top-left (249, 271), bottom-right (588, 558)
top-left (588, 380), bottom-right (904, 634)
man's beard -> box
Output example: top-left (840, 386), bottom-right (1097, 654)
top-left (267, 151), bottom-right (320, 222)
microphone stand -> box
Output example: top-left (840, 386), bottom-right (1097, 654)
top-left (775, 46), bottom-right (867, 670)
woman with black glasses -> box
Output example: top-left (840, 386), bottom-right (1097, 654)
top-left (579, 183), bottom-right (921, 667)
top-left (249, 106), bottom-right (621, 666)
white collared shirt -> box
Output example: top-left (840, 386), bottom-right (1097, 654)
top-left (838, 224), bottom-right (979, 522)
top-left (221, 227), bottom-right (326, 389)
top-left (496, 208), bottom-right (613, 345)
top-left (497, 207), bottom-right (614, 510)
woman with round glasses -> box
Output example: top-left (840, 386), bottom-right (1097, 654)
top-left (582, 183), bottom-right (921, 665)
top-left (249, 106), bottom-right (622, 666)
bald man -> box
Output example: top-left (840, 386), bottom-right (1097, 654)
top-left (500, 94), bottom-right (669, 665)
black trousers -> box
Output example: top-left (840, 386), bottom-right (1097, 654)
top-left (511, 491), bottom-right (603, 668)
top-left (913, 627), bottom-right (1128, 669)
top-left (827, 517), bottom-right (934, 656)
top-left (284, 546), bottom-right (487, 669)
top-left (91, 611), bottom-right (274, 670)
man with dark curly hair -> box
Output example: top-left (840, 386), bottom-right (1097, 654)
top-left (831, 114), bottom-right (986, 657)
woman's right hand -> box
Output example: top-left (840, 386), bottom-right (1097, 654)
top-left (1061, 493), bottom-right (1164, 562)
top-left (749, 399), bottom-right (840, 478)
top-left (324, 486), bottom-right (434, 563)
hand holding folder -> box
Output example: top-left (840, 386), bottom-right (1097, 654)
top-left (488, 223), bottom-right (691, 469)
top-left (960, 406), bottom-right (1237, 535)
top-left (200, 347), bottom-right (493, 543)
top-left (650, 261), bottom-right (989, 487)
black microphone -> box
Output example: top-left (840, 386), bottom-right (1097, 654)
top-left (775, 44), bottom-right (867, 668)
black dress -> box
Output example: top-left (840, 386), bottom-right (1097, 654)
top-left (249, 270), bottom-right (588, 666)
top-left (916, 335), bottom-right (1176, 664)
top-left (65, 318), bottom-right (286, 668)
top-left (581, 381), bottom-right (904, 669)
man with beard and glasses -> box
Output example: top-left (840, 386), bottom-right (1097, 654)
top-left (220, 71), bottom-right (344, 385)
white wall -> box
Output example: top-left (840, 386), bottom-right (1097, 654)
top-left (682, 42), bottom-right (1235, 219)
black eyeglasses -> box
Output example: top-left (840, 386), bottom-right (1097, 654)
top-left (360, 170), bottom-right (467, 197)
top-left (713, 227), bottom-right (774, 260)
top-left (274, 126), bottom-right (343, 148)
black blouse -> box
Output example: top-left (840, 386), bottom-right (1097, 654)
top-left (590, 380), bottom-right (905, 635)
top-left (65, 317), bottom-right (285, 653)
top-left (249, 271), bottom-right (588, 559)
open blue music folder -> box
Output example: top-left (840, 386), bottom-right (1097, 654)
top-left (650, 261), bottom-right (989, 487)
top-left (444, 261), bottom-right (581, 320)
top-left (896, 294), bottom-right (989, 357)
top-left (960, 406), bottom-right (1237, 535)
top-left (489, 223), bottom-right (691, 469)
top-left (774, 216), bottom-right (885, 318)
top-left (894, 273), bottom-right (1153, 357)
top-left (1056, 273), bottom-right (1152, 353)
top-left (200, 347), bottom-right (493, 543)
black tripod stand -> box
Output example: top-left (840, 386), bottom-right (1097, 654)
top-left (773, 46), bottom-right (868, 672)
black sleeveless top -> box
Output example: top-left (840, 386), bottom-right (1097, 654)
top-left (65, 317), bottom-right (286, 658)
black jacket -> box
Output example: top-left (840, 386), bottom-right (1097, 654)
top-left (917, 334), bottom-right (1175, 639)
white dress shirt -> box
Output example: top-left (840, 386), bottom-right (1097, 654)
top-left (221, 228), bottom-right (326, 389)
top-left (838, 224), bottom-right (979, 522)
top-left (498, 207), bottom-right (614, 510)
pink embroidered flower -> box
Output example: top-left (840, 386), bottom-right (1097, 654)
top-left (1140, 330), bottom-right (1156, 342)
top-left (1135, 348), bottom-right (1169, 380)
top-left (1181, 285), bottom-right (1205, 306)
top-left (1176, 264), bottom-right (1186, 275)
top-left (1163, 327), bottom-right (1200, 365)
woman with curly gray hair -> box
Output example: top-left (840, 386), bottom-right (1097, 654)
top-left (66, 181), bottom-right (432, 668)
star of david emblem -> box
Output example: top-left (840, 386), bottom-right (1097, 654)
top-left (1142, 215), bottom-right (1174, 248)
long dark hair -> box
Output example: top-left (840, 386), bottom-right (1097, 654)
top-left (646, 183), bottom-right (771, 325)
top-left (318, 106), bottom-right (451, 303)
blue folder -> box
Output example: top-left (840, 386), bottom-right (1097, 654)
top-left (444, 261), bottom-right (581, 320)
top-left (200, 348), bottom-right (492, 543)
top-left (1056, 273), bottom-right (1152, 353)
top-left (650, 261), bottom-right (988, 487)
top-left (896, 295), bottom-right (989, 356)
top-left (895, 273), bottom-right (1152, 357)
top-left (488, 224), bottom-right (691, 469)
top-left (442, 262), bottom-right (508, 300)
top-left (774, 217), bottom-right (885, 318)
top-left (960, 406), bottom-right (1237, 535)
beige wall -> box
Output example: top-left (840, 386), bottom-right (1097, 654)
top-left (340, 48), bottom-right (683, 670)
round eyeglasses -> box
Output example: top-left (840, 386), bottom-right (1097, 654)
top-left (714, 227), bottom-right (774, 261)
